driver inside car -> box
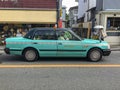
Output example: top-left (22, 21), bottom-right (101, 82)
top-left (58, 32), bottom-right (65, 40)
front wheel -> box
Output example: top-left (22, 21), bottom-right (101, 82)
top-left (87, 48), bottom-right (102, 62)
top-left (23, 48), bottom-right (39, 62)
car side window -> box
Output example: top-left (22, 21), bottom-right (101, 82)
top-left (33, 30), bottom-right (55, 40)
top-left (24, 29), bottom-right (34, 39)
top-left (56, 30), bottom-right (77, 40)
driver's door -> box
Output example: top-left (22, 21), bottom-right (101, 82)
top-left (56, 30), bottom-right (85, 57)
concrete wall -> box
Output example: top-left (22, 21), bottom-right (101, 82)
top-left (89, 0), bottom-right (96, 9)
top-left (104, 0), bottom-right (120, 10)
top-left (78, 0), bottom-right (96, 21)
top-left (78, 0), bottom-right (86, 19)
top-left (62, 6), bottom-right (66, 28)
top-left (96, 0), bottom-right (120, 11)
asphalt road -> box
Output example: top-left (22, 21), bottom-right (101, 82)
top-left (0, 68), bottom-right (120, 90)
top-left (0, 51), bottom-right (120, 90)
top-left (0, 51), bottom-right (120, 64)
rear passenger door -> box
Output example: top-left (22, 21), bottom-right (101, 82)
top-left (32, 30), bottom-right (57, 57)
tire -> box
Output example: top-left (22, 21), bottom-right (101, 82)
top-left (88, 48), bottom-right (102, 62)
top-left (23, 48), bottom-right (39, 62)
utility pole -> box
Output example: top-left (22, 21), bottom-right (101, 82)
top-left (56, 0), bottom-right (63, 28)
top-left (56, 0), bottom-right (59, 28)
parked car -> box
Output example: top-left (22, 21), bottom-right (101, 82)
top-left (4, 28), bottom-right (111, 62)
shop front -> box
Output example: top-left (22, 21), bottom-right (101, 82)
top-left (0, 9), bottom-right (57, 44)
top-left (96, 11), bottom-right (120, 46)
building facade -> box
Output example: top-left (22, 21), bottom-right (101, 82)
top-left (0, 0), bottom-right (56, 9)
top-left (69, 6), bottom-right (78, 28)
top-left (95, 0), bottom-right (120, 45)
top-left (0, 0), bottom-right (62, 45)
top-left (0, 0), bottom-right (57, 24)
top-left (77, 0), bottom-right (120, 45)
top-left (78, 0), bottom-right (96, 22)
top-left (62, 6), bottom-right (66, 28)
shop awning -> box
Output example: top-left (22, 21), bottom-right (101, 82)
top-left (0, 9), bottom-right (56, 24)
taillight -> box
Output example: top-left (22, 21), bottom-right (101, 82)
top-left (4, 41), bottom-right (6, 45)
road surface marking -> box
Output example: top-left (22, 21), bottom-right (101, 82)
top-left (1, 64), bottom-right (120, 68)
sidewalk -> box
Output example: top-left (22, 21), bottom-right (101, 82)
top-left (110, 45), bottom-right (120, 51)
top-left (0, 46), bottom-right (5, 50)
top-left (0, 46), bottom-right (5, 54)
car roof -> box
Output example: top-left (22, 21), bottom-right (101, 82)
top-left (30, 28), bottom-right (68, 31)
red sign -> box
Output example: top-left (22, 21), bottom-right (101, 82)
top-left (58, 18), bottom-right (62, 28)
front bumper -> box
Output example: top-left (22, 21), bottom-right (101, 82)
top-left (103, 49), bottom-right (111, 56)
top-left (4, 48), bottom-right (10, 54)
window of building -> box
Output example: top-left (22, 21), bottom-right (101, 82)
top-left (107, 17), bottom-right (120, 30)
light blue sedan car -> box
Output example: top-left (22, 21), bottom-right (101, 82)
top-left (4, 28), bottom-right (111, 62)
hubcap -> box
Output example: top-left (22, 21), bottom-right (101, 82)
top-left (25, 50), bottom-right (36, 61)
top-left (90, 50), bottom-right (101, 61)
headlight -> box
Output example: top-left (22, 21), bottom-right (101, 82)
top-left (107, 44), bottom-right (110, 49)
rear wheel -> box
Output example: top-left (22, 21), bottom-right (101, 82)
top-left (23, 48), bottom-right (39, 62)
top-left (88, 48), bottom-right (102, 62)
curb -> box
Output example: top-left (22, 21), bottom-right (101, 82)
top-left (111, 49), bottom-right (120, 51)
top-left (0, 48), bottom-right (4, 50)
top-left (0, 51), bottom-right (4, 55)
top-left (0, 48), bottom-right (4, 54)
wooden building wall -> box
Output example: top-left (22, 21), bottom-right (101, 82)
top-left (0, 0), bottom-right (56, 9)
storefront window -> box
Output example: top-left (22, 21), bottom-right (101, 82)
top-left (107, 17), bottom-right (120, 30)
top-left (0, 24), bottom-right (54, 45)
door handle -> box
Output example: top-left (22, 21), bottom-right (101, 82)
top-left (58, 43), bottom-right (62, 45)
top-left (33, 42), bottom-right (38, 44)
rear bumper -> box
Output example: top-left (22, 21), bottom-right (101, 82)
top-left (4, 48), bottom-right (10, 54)
top-left (103, 49), bottom-right (111, 56)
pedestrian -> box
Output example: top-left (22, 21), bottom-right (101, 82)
top-left (16, 28), bottom-right (22, 37)
top-left (93, 25), bottom-right (107, 41)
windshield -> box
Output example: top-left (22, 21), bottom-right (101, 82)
top-left (68, 29), bottom-right (82, 40)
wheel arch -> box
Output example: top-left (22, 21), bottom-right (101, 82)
top-left (22, 47), bottom-right (39, 56)
top-left (87, 47), bottom-right (103, 57)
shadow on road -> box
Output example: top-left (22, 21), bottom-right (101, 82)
top-left (0, 55), bottom-right (104, 64)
